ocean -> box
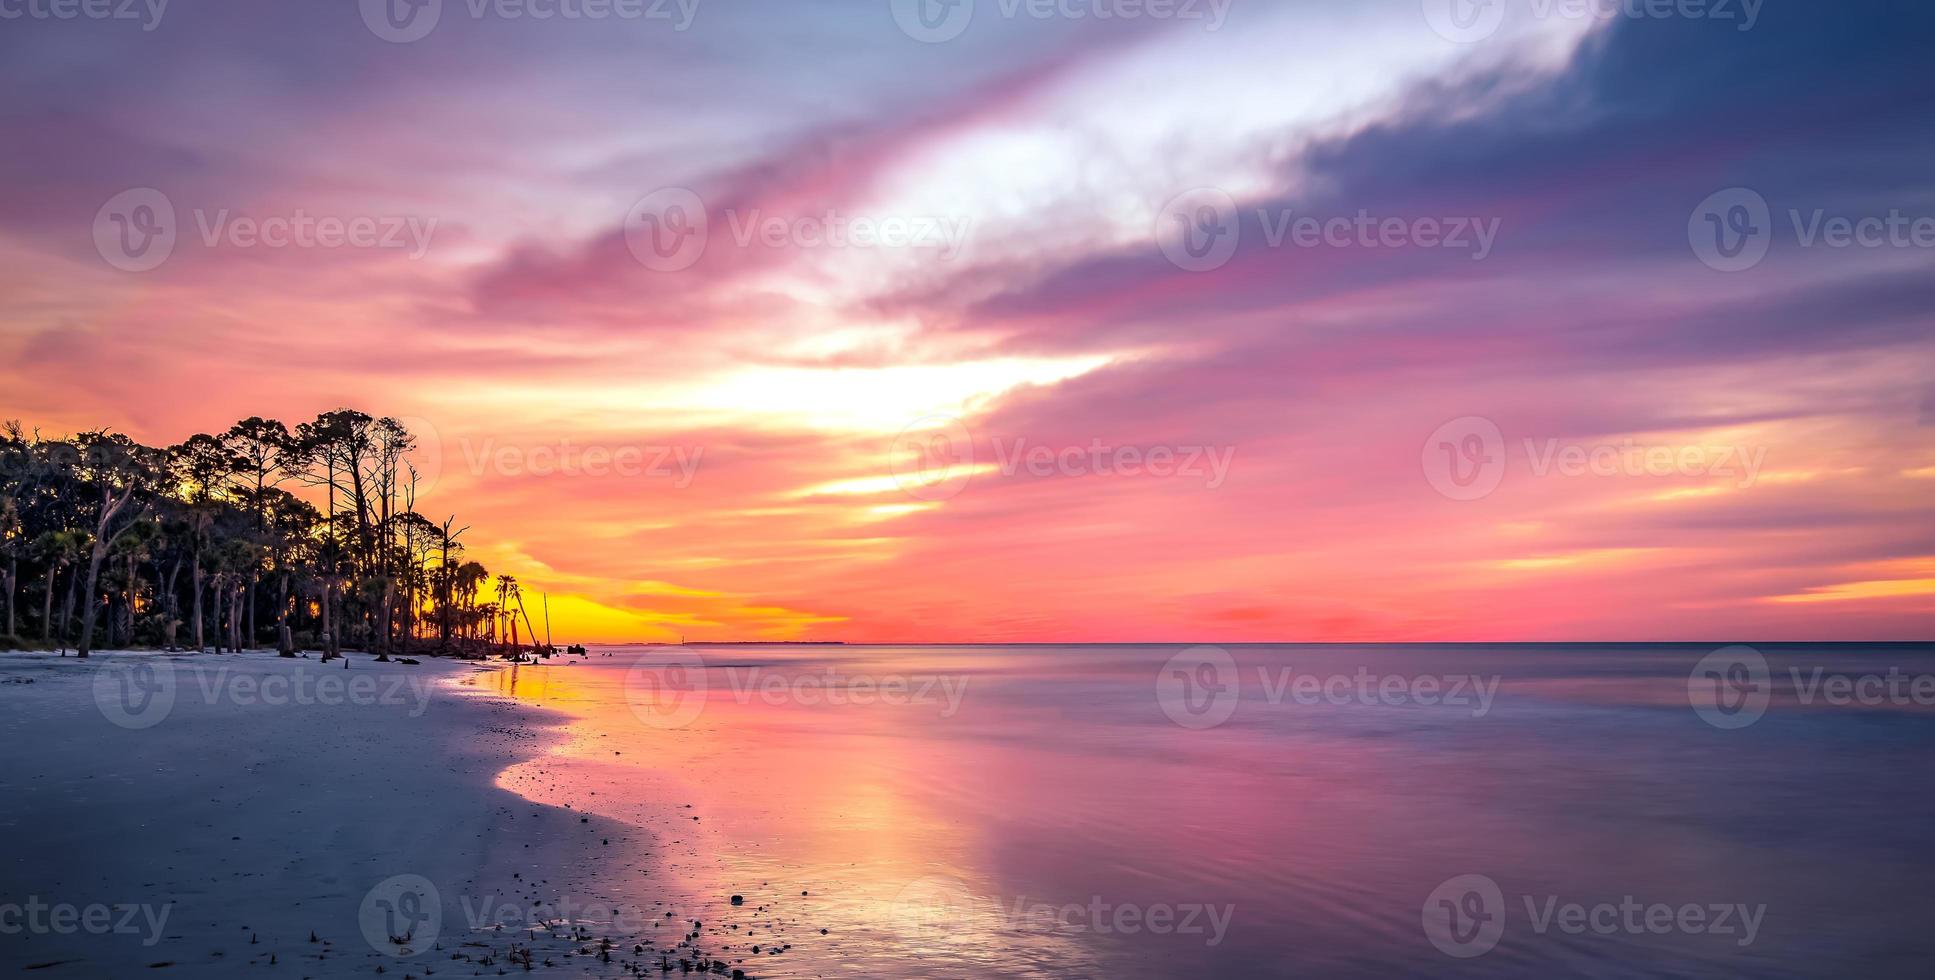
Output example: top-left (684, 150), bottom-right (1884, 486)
top-left (476, 642), bottom-right (1935, 978)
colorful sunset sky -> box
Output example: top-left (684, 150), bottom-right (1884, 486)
top-left (1, 0), bottom-right (1929, 642)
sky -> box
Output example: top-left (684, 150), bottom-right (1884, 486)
top-left (0, 0), bottom-right (1930, 642)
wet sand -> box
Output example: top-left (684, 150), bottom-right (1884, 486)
top-left (0, 650), bottom-right (746, 978)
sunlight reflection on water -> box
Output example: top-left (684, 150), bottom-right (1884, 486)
top-left (475, 642), bottom-right (1935, 978)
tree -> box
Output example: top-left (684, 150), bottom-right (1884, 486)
top-left (33, 530), bottom-right (84, 644)
top-left (73, 433), bottom-right (162, 657)
top-left (0, 494), bottom-right (21, 640)
top-left (0, 412), bottom-right (501, 659)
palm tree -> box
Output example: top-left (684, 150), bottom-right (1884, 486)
top-left (0, 495), bottom-right (21, 640)
top-left (33, 530), bottom-right (84, 645)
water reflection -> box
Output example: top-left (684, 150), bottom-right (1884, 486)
top-left (472, 643), bottom-right (1935, 978)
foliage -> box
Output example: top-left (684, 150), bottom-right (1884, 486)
top-left (0, 412), bottom-right (535, 658)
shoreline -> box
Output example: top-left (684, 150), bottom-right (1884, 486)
top-left (0, 649), bottom-right (690, 977)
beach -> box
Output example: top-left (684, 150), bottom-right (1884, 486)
top-left (7, 642), bottom-right (1935, 978)
top-left (0, 650), bottom-right (704, 978)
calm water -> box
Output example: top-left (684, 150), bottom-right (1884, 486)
top-left (475, 643), bottom-right (1935, 978)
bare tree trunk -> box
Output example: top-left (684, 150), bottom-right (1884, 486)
top-left (41, 566), bottom-right (56, 642)
top-left (117, 553), bottom-right (136, 647)
top-left (376, 579), bottom-right (395, 661)
top-left (163, 555), bottom-right (180, 613)
top-left (212, 579), bottom-right (225, 654)
top-left (276, 576), bottom-right (294, 656)
top-left (62, 565), bottom-right (80, 646)
top-left (247, 573), bottom-right (257, 650)
top-left (4, 557), bottom-right (15, 638)
top-left (192, 567), bottom-right (205, 652)
top-left (75, 540), bottom-right (110, 657)
top-left (321, 575), bottom-right (337, 660)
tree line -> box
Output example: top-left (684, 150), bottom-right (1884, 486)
top-left (0, 410), bottom-right (547, 659)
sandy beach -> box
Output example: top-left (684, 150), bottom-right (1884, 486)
top-left (0, 650), bottom-right (710, 978)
